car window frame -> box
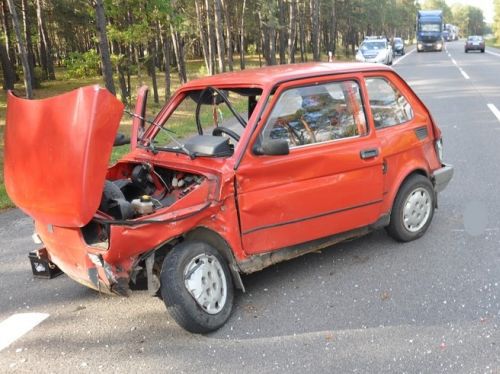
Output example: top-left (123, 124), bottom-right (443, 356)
top-left (363, 75), bottom-right (415, 130)
top-left (252, 74), bottom-right (371, 154)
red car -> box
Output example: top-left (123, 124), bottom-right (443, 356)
top-left (4, 63), bottom-right (453, 333)
top-left (465, 35), bottom-right (485, 53)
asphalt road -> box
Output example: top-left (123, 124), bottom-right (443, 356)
top-left (1, 41), bottom-right (500, 373)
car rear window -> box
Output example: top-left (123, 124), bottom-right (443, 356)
top-left (261, 80), bottom-right (368, 148)
top-left (365, 77), bottom-right (414, 129)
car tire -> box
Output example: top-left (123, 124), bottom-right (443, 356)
top-left (386, 174), bottom-right (435, 242)
top-left (481, 49), bottom-right (485, 53)
top-left (160, 241), bottom-right (234, 334)
top-left (465, 49), bottom-right (468, 53)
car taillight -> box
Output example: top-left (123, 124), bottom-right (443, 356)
top-left (435, 138), bottom-right (443, 163)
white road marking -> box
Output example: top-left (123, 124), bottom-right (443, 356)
top-left (392, 48), bottom-right (415, 66)
top-left (487, 103), bottom-right (500, 123)
top-left (0, 313), bottom-right (49, 352)
top-left (485, 50), bottom-right (500, 58)
top-left (458, 68), bottom-right (470, 80)
top-left (448, 56), bottom-right (469, 79)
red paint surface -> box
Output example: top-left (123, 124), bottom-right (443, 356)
top-left (4, 63), bottom-right (446, 292)
top-left (4, 86), bottom-right (124, 227)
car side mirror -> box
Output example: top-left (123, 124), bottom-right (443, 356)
top-left (253, 139), bottom-right (290, 156)
top-left (131, 85), bottom-right (149, 150)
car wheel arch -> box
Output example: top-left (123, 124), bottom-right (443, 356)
top-left (185, 227), bottom-right (245, 291)
top-left (386, 168), bottom-right (431, 217)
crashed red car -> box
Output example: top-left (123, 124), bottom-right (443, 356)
top-left (4, 63), bottom-right (453, 333)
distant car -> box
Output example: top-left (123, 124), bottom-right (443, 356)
top-left (442, 30), bottom-right (450, 41)
top-left (5, 63), bottom-right (453, 334)
top-left (393, 37), bottom-right (405, 56)
top-left (356, 36), bottom-right (393, 65)
top-left (465, 35), bottom-right (485, 53)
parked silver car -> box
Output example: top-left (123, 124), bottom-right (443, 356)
top-left (356, 36), bottom-right (393, 65)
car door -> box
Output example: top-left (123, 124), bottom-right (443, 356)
top-left (235, 75), bottom-right (384, 255)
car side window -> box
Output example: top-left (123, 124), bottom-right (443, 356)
top-left (261, 80), bottom-right (368, 148)
top-left (365, 77), bottom-right (414, 129)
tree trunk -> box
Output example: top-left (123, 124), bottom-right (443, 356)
top-left (298, 1), bottom-right (306, 62)
top-left (204, 0), bottom-right (216, 75)
top-left (1, 0), bottom-right (15, 67)
top-left (95, 0), bottom-right (115, 95)
top-left (170, 25), bottom-right (187, 84)
top-left (117, 58), bottom-right (128, 105)
top-left (239, 0), bottom-right (246, 69)
top-left (310, 0), bottom-right (320, 61)
top-left (214, 0), bottom-right (225, 73)
top-left (194, 0), bottom-right (210, 74)
top-left (329, 1), bottom-right (337, 56)
top-left (21, 0), bottom-right (37, 87)
top-left (36, 0), bottom-right (55, 80)
top-left (278, 0), bottom-right (286, 64)
top-left (287, 0), bottom-right (297, 63)
top-left (147, 42), bottom-right (159, 104)
top-left (222, 0), bottom-right (233, 71)
top-left (6, 0), bottom-right (32, 98)
top-left (0, 37), bottom-right (15, 89)
top-left (159, 22), bottom-right (171, 101)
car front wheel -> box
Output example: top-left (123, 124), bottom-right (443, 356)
top-left (160, 241), bottom-right (234, 333)
top-left (386, 174), bottom-right (435, 242)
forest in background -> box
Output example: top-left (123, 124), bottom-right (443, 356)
top-left (0, 0), bottom-right (490, 103)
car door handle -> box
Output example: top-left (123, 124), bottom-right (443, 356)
top-left (360, 148), bottom-right (379, 159)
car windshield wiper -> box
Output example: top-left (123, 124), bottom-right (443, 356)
top-left (124, 109), bottom-right (195, 159)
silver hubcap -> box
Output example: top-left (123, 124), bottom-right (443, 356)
top-left (403, 187), bottom-right (432, 232)
top-left (184, 254), bottom-right (227, 315)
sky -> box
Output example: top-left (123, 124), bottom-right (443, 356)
top-left (446, 0), bottom-right (495, 23)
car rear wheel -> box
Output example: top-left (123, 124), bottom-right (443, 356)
top-left (386, 174), bottom-right (435, 242)
top-left (481, 49), bottom-right (485, 53)
top-left (160, 241), bottom-right (234, 333)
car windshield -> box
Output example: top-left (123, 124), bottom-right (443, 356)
top-left (361, 41), bottom-right (386, 50)
top-left (420, 23), bottom-right (441, 32)
top-left (468, 36), bottom-right (483, 41)
top-left (143, 87), bottom-right (262, 155)
top-left (394, 38), bottom-right (403, 45)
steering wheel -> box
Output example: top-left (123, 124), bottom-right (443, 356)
top-left (212, 126), bottom-right (240, 142)
top-left (274, 119), bottom-right (303, 146)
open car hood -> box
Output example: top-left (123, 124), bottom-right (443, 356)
top-left (4, 86), bottom-right (124, 227)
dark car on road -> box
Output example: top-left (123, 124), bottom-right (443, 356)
top-left (465, 35), bottom-right (485, 53)
top-left (393, 37), bottom-right (405, 55)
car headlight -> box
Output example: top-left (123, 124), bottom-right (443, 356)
top-left (356, 52), bottom-right (364, 61)
top-left (418, 43), bottom-right (423, 48)
top-left (436, 42), bottom-right (442, 48)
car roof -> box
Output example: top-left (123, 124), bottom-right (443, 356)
top-left (181, 62), bottom-right (392, 91)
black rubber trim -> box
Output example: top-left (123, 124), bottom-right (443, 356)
top-left (415, 126), bottom-right (428, 140)
top-left (242, 199), bottom-right (383, 235)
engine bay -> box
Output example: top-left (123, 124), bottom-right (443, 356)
top-left (99, 163), bottom-right (206, 220)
